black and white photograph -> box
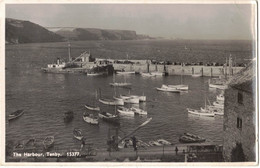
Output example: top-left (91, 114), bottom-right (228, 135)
top-left (2, 1), bottom-right (257, 164)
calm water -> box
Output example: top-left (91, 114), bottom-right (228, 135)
top-left (5, 40), bottom-right (233, 150)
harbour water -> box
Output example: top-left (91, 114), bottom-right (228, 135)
top-left (6, 40), bottom-right (250, 151)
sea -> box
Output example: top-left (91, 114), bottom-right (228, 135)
top-left (5, 39), bottom-right (253, 151)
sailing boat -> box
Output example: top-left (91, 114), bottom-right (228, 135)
top-left (98, 88), bottom-right (124, 106)
top-left (117, 54), bottom-right (135, 75)
top-left (150, 63), bottom-right (164, 76)
top-left (187, 93), bottom-right (215, 117)
top-left (98, 105), bottom-right (120, 125)
top-left (85, 90), bottom-right (100, 111)
top-left (120, 90), bottom-right (146, 102)
top-left (109, 73), bottom-right (131, 87)
top-left (162, 71), bottom-right (188, 91)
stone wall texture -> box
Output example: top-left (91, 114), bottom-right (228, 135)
top-left (223, 87), bottom-right (256, 161)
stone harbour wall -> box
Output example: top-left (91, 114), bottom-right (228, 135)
top-left (113, 63), bottom-right (243, 77)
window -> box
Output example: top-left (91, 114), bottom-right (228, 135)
top-left (238, 92), bottom-right (243, 104)
top-left (237, 117), bottom-right (242, 130)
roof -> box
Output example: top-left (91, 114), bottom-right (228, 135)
top-left (228, 61), bottom-right (256, 93)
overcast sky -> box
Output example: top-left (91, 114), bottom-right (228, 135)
top-left (6, 3), bottom-right (255, 40)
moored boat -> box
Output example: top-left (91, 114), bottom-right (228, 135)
top-left (8, 109), bottom-right (24, 121)
top-left (84, 104), bottom-right (100, 111)
top-left (99, 98), bottom-right (124, 106)
top-left (43, 136), bottom-right (54, 149)
top-left (209, 83), bottom-right (227, 90)
top-left (216, 94), bottom-right (225, 101)
top-left (98, 112), bottom-right (120, 125)
top-left (73, 128), bottom-right (84, 140)
top-left (187, 108), bottom-right (215, 117)
top-left (141, 72), bottom-right (156, 77)
top-left (213, 101), bottom-right (224, 109)
top-left (192, 74), bottom-right (202, 77)
top-left (116, 71), bottom-right (135, 75)
top-left (156, 85), bottom-right (181, 93)
top-left (131, 107), bottom-right (147, 115)
top-left (117, 107), bottom-right (135, 116)
top-left (150, 71), bottom-right (164, 76)
top-left (109, 82), bottom-right (132, 87)
top-left (123, 97), bottom-right (140, 104)
top-left (87, 72), bottom-right (106, 76)
top-left (83, 112), bottom-right (99, 125)
top-left (120, 94), bottom-right (146, 102)
top-left (24, 137), bottom-right (36, 149)
top-left (162, 84), bottom-right (189, 91)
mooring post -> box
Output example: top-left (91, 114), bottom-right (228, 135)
top-left (201, 67), bottom-right (203, 77)
top-left (192, 67), bottom-right (194, 75)
top-left (231, 68), bottom-right (233, 75)
top-left (210, 68), bottom-right (213, 77)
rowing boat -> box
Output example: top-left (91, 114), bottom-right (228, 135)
top-left (8, 109), bottom-right (24, 120)
top-left (43, 136), bottom-right (54, 149)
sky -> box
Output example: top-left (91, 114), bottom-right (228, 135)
top-left (6, 3), bottom-right (255, 40)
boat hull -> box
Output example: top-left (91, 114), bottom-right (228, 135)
top-left (209, 84), bottom-right (227, 90)
top-left (187, 108), bottom-right (215, 117)
top-left (83, 115), bottom-right (99, 125)
top-left (156, 87), bottom-right (180, 93)
top-left (84, 104), bottom-right (100, 111)
top-left (8, 110), bottom-right (24, 120)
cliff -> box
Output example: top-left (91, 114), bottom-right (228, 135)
top-left (6, 18), bottom-right (64, 44)
top-left (49, 27), bottom-right (152, 41)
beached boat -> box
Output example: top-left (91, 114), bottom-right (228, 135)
top-left (157, 139), bottom-right (172, 145)
top-left (149, 140), bottom-right (163, 146)
top-left (8, 109), bottom-right (24, 120)
top-left (83, 112), bottom-right (99, 125)
top-left (141, 72), bottom-right (156, 77)
top-left (156, 85), bottom-right (181, 93)
top-left (131, 107), bottom-right (147, 115)
top-left (99, 98), bottom-right (124, 106)
top-left (179, 133), bottom-right (206, 143)
top-left (84, 104), bottom-right (100, 111)
top-left (43, 136), bottom-right (54, 149)
top-left (64, 110), bottom-right (74, 122)
top-left (187, 108), bottom-right (215, 117)
top-left (117, 107), bottom-right (135, 116)
top-left (98, 112), bottom-right (120, 125)
top-left (73, 128), bottom-right (84, 140)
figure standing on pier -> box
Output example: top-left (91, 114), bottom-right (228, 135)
top-left (175, 146), bottom-right (179, 155)
top-left (80, 137), bottom-right (86, 151)
top-left (132, 136), bottom-right (137, 151)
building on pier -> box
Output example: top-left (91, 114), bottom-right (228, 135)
top-left (223, 60), bottom-right (256, 162)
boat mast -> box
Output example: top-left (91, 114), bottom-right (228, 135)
top-left (68, 42), bottom-right (71, 62)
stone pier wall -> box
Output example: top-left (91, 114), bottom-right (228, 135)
top-left (113, 63), bottom-right (243, 77)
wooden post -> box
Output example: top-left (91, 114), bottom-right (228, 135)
top-left (211, 68), bottom-right (213, 77)
top-left (201, 67), bottom-right (203, 77)
top-left (192, 67), bottom-right (194, 75)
